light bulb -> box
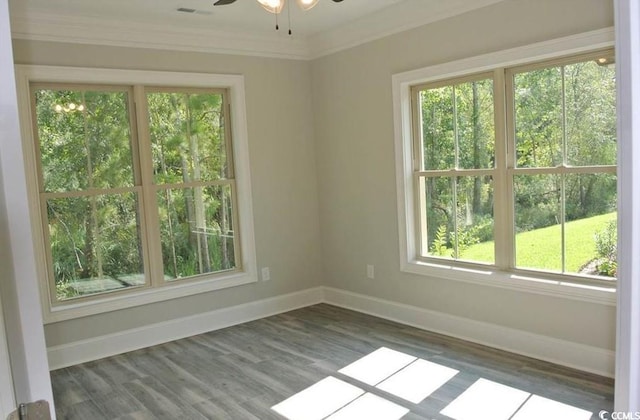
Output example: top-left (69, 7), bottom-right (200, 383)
top-left (256, 0), bottom-right (284, 13)
top-left (295, 0), bottom-right (318, 10)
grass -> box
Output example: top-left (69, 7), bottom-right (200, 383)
top-left (459, 212), bottom-right (616, 273)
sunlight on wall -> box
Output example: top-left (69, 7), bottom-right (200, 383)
top-left (271, 346), bottom-right (593, 420)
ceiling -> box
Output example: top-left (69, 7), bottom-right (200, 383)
top-left (8, 0), bottom-right (509, 59)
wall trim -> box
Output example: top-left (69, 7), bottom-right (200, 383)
top-left (324, 287), bottom-right (615, 378)
top-left (10, 1), bottom-right (509, 61)
top-left (392, 27), bottom-right (617, 306)
top-left (47, 287), bottom-right (324, 370)
top-left (49, 285), bottom-right (615, 378)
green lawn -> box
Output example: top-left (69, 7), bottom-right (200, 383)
top-left (460, 212), bottom-right (616, 273)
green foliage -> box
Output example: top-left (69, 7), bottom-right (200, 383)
top-left (421, 57), bottom-right (617, 272)
top-left (430, 225), bottom-right (449, 257)
top-left (594, 220), bottom-right (617, 277)
top-left (35, 87), bottom-right (236, 301)
top-left (462, 212), bottom-right (617, 277)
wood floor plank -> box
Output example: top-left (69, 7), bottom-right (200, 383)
top-left (122, 376), bottom-right (208, 420)
top-left (51, 303), bottom-right (613, 419)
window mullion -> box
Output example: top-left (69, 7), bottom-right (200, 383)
top-left (411, 87), bottom-right (427, 257)
top-left (494, 68), bottom-right (512, 270)
top-left (133, 85), bottom-right (164, 288)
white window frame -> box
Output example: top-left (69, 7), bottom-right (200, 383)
top-left (392, 28), bottom-right (617, 305)
top-left (15, 65), bottom-right (258, 323)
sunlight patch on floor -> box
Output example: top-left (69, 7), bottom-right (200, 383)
top-left (440, 378), bottom-right (530, 420)
top-left (271, 376), bottom-right (363, 420)
top-left (338, 347), bottom-right (416, 386)
top-left (272, 347), bottom-right (594, 420)
top-left (376, 358), bottom-right (459, 404)
top-left (510, 395), bottom-right (592, 420)
top-left (325, 393), bottom-right (409, 420)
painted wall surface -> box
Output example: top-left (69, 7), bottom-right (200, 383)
top-left (11, 41), bottom-right (324, 346)
top-left (2, 0), bottom-right (53, 407)
top-left (10, 0), bottom-right (617, 354)
top-left (311, 0), bottom-right (617, 350)
top-left (0, 155), bottom-right (17, 417)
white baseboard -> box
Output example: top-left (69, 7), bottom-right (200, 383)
top-left (47, 287), bottom-right (324, 370)
top-left (48, 285), bottom-right (614, 378)
top-left (323, 287), bottom-right (615, 378)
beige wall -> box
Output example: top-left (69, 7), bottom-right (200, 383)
top-left (11, 41), bottom-right (324, 346)
top-left (11, 0), bottom-right (617, 352)
top-left (310, 0), bottom-right (616, 350)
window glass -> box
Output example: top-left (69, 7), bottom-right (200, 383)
top-left (148, 92), bottom-right (229, 184)
top-left (35, 89), bottom-right (134, 192)
top-left (410, 52), bottom-right (617, 282)
top-left (157, 185), bottom-right (236, 280)
top-left (512, 57), bottom-right (617, 278)
top-left (416, 77), bottom-right (495, 265)
top-left (32, 85), bottom-right (241, 303)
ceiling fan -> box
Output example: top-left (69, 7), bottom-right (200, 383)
top-left (213, 0), bottom-right (344, 34)
top-left (213, 0), bottom-right (344, 12)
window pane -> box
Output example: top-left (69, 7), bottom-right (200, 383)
top-left (420, 86), bottom-right (455, 170)
top-left (514, 67), bottom-right (563, 168)
top-left (35, 89), bottom-right (134, 192)
top-left (158, 185), bottom-right (236, 280)
top-left (565, 173), bottom-right (617, 277)
top-left (565, 60), bottom-right (617, 166)
top-left (456, 80), bottom-right (495, 169)
top-left (455, 176), bottom-right (495, 264)
top-left (422, 176), bottom-right (494, 264)
top-left (148, 92), bottom-right (228, 184)
top-left (423, 177), bottom-right (454, 257)
top-left (514, 174), bottom-right (561, 272)
top-left (47, 193), bottom-right (144, 301)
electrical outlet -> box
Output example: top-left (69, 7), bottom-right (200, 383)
top-left (261, 267), bottom-right (271, 281)
top-left (366, 264), bottom-right (374, 279)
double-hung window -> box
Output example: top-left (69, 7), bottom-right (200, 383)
top-left (396, 43), bottom-right (617, 292)
top-left (17, 67), bottom-right (256, 321)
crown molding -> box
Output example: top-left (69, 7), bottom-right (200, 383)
top-left (10, 0), bottom-right (510, 61)
top-left (10, 12), bottom-right (312, 60)
top-left (307, 0), bottom-right (509, 59)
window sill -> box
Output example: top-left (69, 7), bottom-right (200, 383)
top-left (401, 259), bottom-right (616, 306)
top-left (43, 270), bottom-right (258, 324)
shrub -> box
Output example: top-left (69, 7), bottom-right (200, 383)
top-left (594, 220), bottom-right (617, 277)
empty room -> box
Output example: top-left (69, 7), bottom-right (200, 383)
top-left (1, 0), bottom-right (639, 419)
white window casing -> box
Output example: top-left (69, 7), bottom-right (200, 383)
top-left (392, 28), bottom-right (616, 306)
top-left (15, 65), bottom-right (258, 323)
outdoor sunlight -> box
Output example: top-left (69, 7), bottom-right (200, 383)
top-left (271, 376), bottom-right (363, 420)
top-left (338, 347), bottom-right (416, 386)
top-left (325, 393), bottom-right (409, 420)
top-left (377, 358), bottom-right (458, 404)
top-left (271, 347), bottom-right (594, 420)
top-left (440, 378), bottom-right (530, 420)
top-left (441, 378), bottom-right (592, 420)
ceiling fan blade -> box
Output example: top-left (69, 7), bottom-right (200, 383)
top-left (213, 0), bottom-right (237, 5)
top-left (332, 0), bottom-right (344, 2)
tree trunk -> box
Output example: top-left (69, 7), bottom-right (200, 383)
top-left (472, 82), bottom-right (482, 216)
top-left (185, 94), bottom-right (211, 273)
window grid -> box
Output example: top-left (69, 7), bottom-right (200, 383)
top-left (411, 50), bottom-right (616, 285)
top-left (411, 73), bottom-right (497, 264)
top-left (31, 83), bottom-right (241, 305)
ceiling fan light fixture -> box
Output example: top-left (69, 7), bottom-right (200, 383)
top-left (295, 0), bottom-right (319, 11)
top-left (256, 0), bottom-right (285, 14)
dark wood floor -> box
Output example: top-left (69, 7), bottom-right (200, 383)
top-left (50, 304), bottom-right (614, 419)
